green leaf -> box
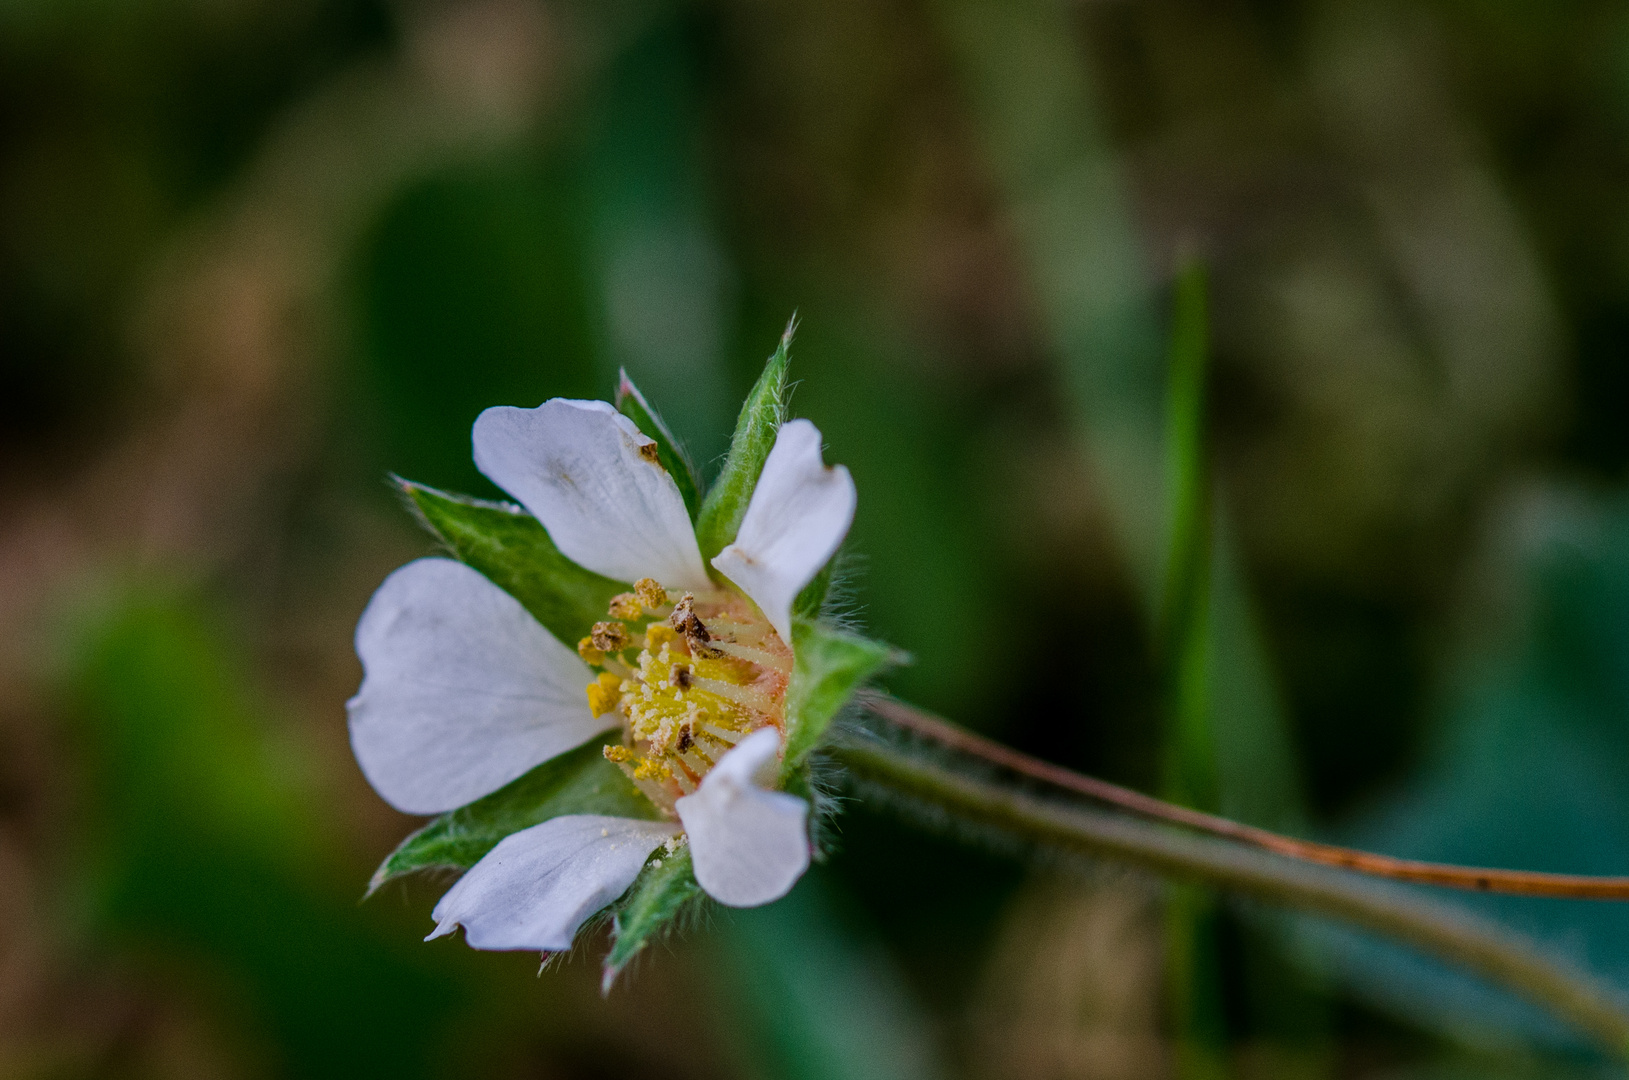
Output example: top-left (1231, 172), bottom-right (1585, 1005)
top-left (617, 370), bottom-right (702, 521)
top-left (368, 736), bottom-right (655, 893)
top-left (399, 479), bottom-right (625, 646)
top-left (603, 846), bottom-right (704, 990)
top-left (694, 325), bottom-right (792, 561)
top-left (783, 617), bottom-right (900, 770)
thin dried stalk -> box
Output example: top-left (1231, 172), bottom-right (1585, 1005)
top-left (866, 695), bottom-right (1629, 900)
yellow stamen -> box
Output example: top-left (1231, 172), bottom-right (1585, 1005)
top-left (634, 578), bottom-right (668, 609)
top-left (587, 672), bottom-right (623, 717)
top-left (633, 757), bottom-right (671, 782)
top-left (700, 721), bottom-right (745, 744)
top-left (579, 586), bottom-right (791, 815)
top-left (591, 620), bottom-right (629, 652)
top-left (693, 675), bottom-right (777, 713)
top-left (608, 593), bottom-right (642, 620)
top-left (713, 640), bottom-right (793, 673)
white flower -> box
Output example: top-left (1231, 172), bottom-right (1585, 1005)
top-left (348, 398), bottom-right (855, 952)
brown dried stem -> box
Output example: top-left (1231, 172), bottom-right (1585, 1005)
top-left (834, 708), bottom-right (1629, 1055)
top-left (863, 695), bottom-right (1629, 900)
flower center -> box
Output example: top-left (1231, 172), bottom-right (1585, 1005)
top-left (578, 578), bottom-right (790, 815)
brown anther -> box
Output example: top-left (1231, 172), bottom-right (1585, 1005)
top-left (637, 442), bottom-right (662, 466)
top-left (590, 621), bottom-right (630, 652)
top-left (668, 593), bottom-right (719, 656)
top-left (634, 578), bottom-right (667, 609)
top-left (608, 592), bottom-right (642, 620)
top-left (668, 664), bottom-right (692, 690)
top-left (676, 727), bottom-right (694, 754)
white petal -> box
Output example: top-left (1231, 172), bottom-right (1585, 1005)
top-left (348, 558), bottom-right (613, 815)
top-left (472, 398), bottom-right (710, 590)
top-left (711, 419), bottom-right (855, 642)
top-left (676, 727), bottom-right (810, 907)
top-left (428, 815), bottom-right (679, 952)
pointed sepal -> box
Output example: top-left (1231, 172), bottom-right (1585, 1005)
top-left (616, 371), bottom-right (703, 522)
top-left (792, 552), bottom-right (838, 621)
top-left (602, 847), bottom-right (704, 991)
top-left (368, 736), bottom-right (656, 895)
top-left (694, 323), bottom-right (792, 561)
top-left (398, 479), bottom-right (625, 646)
top-left (783, 617), bottom-right (902, 770)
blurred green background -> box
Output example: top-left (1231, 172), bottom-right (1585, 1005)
top-left (3, 0), bottom-right (1629, 1076)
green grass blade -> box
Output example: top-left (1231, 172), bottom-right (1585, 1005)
top-left (1160, 259), bottom-right (1215, 812)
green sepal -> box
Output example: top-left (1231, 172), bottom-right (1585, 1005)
top-left (603, 846), bottom-right (704, 992)
top-left (399, 479), bottom-right (625, 646)
top-left (616, 370), bottom-right (702, 522)
top-left (782, 617), bottom-right (901, 771)
top-left (367, 735), bottom-right (655, 895)
top-left (694, 326), bottom-right (791, 561)
top-left (792, 555), bottom-right (836, 620)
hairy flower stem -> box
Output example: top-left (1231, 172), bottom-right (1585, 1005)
top-left (834, 729), bottom-right (1629, 1056)
top-left (866, 695), bottom-right (1629, 901)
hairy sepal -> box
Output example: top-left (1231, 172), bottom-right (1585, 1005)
top-left (398, 479), bottom-right (625, 646)
top-left (783, 617), bottom-right (901, 772)
top-left (368, 736), bottom-right (655, 894)
top-left (694, 328), bottom-right (791, 561)
top-left (792, 557), bottom-right (835, 621)
top-left (616, 371), bottom-right (703, 522)
top-left (603, 847), bottom-right (705, 991)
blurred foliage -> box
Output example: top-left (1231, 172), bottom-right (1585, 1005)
top-left (1310, 487), bottom-right (1629, 1054)
top-left (3, 0), bottom-right (1629, 1076)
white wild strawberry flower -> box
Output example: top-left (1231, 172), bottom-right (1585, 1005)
top-left (348, 394), bottom-right (855, 954)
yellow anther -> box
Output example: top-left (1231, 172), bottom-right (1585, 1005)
top-left (602, 744), bottom-right (633, 763)
top-left (577, 637), bottom-right (604, 665)
top-left (633, 758), bottom-right (670, 781)
top-left (590, 620), bottom-right (629, 652)
top-left (634, 578), bottom-right (667, 609)
top-left (586, 672), bottom-right (623, 717)
top-left (644, 623), bottom-right (679, 650)
top-left (608, 592), bottom-right (642, 620)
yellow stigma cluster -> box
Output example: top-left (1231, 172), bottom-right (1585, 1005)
top-left (580, 578), bottom-right (791, 813)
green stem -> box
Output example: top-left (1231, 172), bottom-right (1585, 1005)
top-left (833, 737), bottom-right (1629, 1057)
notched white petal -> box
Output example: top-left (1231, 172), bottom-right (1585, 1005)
top-left (473, 398), bottom-right (710, 590)
top-left (711, 418), bottom-right (855, 642)
top-left (428, 815), bottom-right (679, 952)
top-left (676, 727), bottom-right (810, 907)
top-left (348, 558), bottom-right (613, 815)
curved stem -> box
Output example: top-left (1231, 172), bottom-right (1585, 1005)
top-left (832, 732), bottom-right (1629, 1056)
top-left (865, 695), bottom-right (1629, 900)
